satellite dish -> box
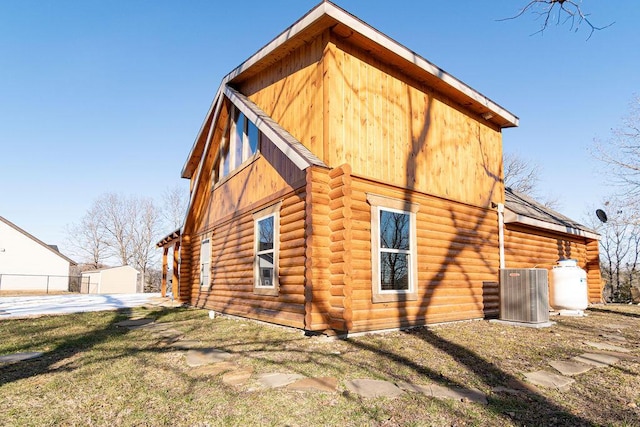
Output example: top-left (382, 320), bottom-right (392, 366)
top-left (596, 209), bottom-right (608, 223)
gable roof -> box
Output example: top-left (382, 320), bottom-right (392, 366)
top-left (0, 215), bottom-right (77, 265)
top-left (504, 188), bottom-right (599, 240)
top-left (182, 1), bottom-right (518, 179)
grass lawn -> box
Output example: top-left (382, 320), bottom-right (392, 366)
top-left (1, 304), bottom-right (639, 426)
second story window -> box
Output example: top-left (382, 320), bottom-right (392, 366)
top-left (215, 104), bottom-right (260, 185)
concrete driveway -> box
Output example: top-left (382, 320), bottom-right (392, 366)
top-left (0, 293), bottom-right (162, 319)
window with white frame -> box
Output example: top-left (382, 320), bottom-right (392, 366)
top-left (200, 237), bottom-right (211, 289)
top-left (252, 202), bottom-right (281, 296)
top-left (367, 194), bottom-right (419, 303)
top-left (214, 104), bottom-right (260, 185)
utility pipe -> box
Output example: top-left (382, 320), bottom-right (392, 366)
top-left (497, 203), bottom-right (505, 269)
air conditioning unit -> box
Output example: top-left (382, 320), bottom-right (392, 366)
top-left (500, 269), bottom-right (549, 323)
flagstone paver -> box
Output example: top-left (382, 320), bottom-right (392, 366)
top-left (222, 367), bottom-right (254, 387)
top-left (599, 333), bottom-right (627, 342)
top-left (548, 360), bottom-right (593, 376)
top-left (287, 377), bottom-right (338, 393)
top-left (189, 361), bottom-right (238, 377)
top-left (396, 381), bottom-right (487, 403)
top-left (573, 352), bottom-right (619, 368)
top-left (257, 373), bottom-right (306, 389)
top-left (588, 350), bottom-right (639, 362)
top-left (116, 302), bottom-right (638, 405)
top-left (524, 370), bottom-right (575, 391)
top-left (185, 348), bottom-right (233, 367)
top-left (114, 318), bottom-right (154, 328)
top-left (584, 341), bottom-right (631, 353)
top-left (432, 385), bottom-right (488, 404)
top-left (138, 323), bottom-right (178, 332)
top-left (396, 381), bottom-right (432, 395)
top-left (0, 351), bottom-right (44, 364)
top-left (345, 379), bottom-right (404, 399)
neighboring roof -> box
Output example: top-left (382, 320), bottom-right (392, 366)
top-left (0, 215), bottom-right (77, 265)
top-left (504, 188), bottom-right (599, 240)
top-left (182, 1), bottom-right (518, 178)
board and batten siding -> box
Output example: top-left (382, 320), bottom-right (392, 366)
top-left (238, 32), bottom-right (326, 165)
top-left (504, 224), bottom-right (603, 303)
top-left (237, 29), bottom-right (504, 211)
top-left (324, 34), bottom-right (504, 210)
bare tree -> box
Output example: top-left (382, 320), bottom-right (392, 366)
top-left (68, 193), bottom-right (163, 291)
top-left (161, 184), bottom-right (188, 231)
top-left (504, 151), bottom-right (541, 195)
top-left (96, 193), bottom-right (133, 266)
top-left (593, 96), bottom-right (640, 198)
top-left (503, 151), bottom-right (560, 209)
top-left (65, 204), bottom-right (108, 268)
top-left (589, 197), bottom-right (640, 302)
top-left (128, 196), bottom-right (161, 290)
top-left (502, 1), bottom-right (614, 39)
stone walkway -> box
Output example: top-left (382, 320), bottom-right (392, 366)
top-left (522, 326), bottom-right (636, 391)
top-left (2, 305), bottom-right (637, 404)
top-left (109, 314), bottom-right (491, 403)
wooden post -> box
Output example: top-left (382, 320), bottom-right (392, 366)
top-left (172, 241), bottom-right (180, 299)
top-left (161, 247), bottom-right (168, 297)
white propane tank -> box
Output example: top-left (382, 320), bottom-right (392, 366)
top-left (549, 259), bottom-right (588, 310)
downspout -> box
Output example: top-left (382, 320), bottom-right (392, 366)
top-left (497, 203), bottom-right (505, 269)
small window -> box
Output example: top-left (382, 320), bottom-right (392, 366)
top-left (367, 194), bottom-right (419, 303)
top-left (200, 238), bottom-right (211, 289)
top-left (252, 202), bottom-right (281, 296)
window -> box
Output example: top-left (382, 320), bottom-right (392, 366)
top-left (367, 194), bottom-right (419, 303)
top-left (214, 104), bottom-right (260, 185)
top-left (252, 202), bottom-right (281, 296)
top-left (200, 238), bottom-right (211, 289)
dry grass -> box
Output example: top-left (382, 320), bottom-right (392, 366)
top-left (1, 304), bottom-right (639, 426)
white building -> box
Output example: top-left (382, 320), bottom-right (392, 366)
top-left (81, 265), bottom-right (140, 294)
top-left (0, 216), bottom-right (76, 292)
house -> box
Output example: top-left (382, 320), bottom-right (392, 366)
top-left (160, 2), bottom-right (602, 334)
top-left (503, 188), bottom-right (601, 302)
top-left (0, 215), bottom-right (76, 292)
top-left (80, 266), bottom-right (140, 294)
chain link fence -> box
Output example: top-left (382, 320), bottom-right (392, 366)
top-left (0, 274), bottom-right (83, 294)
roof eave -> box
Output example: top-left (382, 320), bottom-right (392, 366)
top-left (224, 1), bottom-right (519, 129)
top-left (504, 209), bottom-right (600, 240)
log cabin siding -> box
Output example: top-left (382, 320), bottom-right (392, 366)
top-left (190, 188), bottom-right (307, 329)
top-left (504, 223), bottom-right (603, 303)
top-left (304, 166), bottom-right (333, 331)
top-left (181, 125), bottom-right (309, 328)
top-left (327, 171), bottom-right (501, 333)
top-left (174, 5), bottom-right (603, 334)
top-left (324, 35), bottom-right (504, 209)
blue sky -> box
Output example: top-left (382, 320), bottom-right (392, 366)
top-left (1, 1), bottom-right (638, 259)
